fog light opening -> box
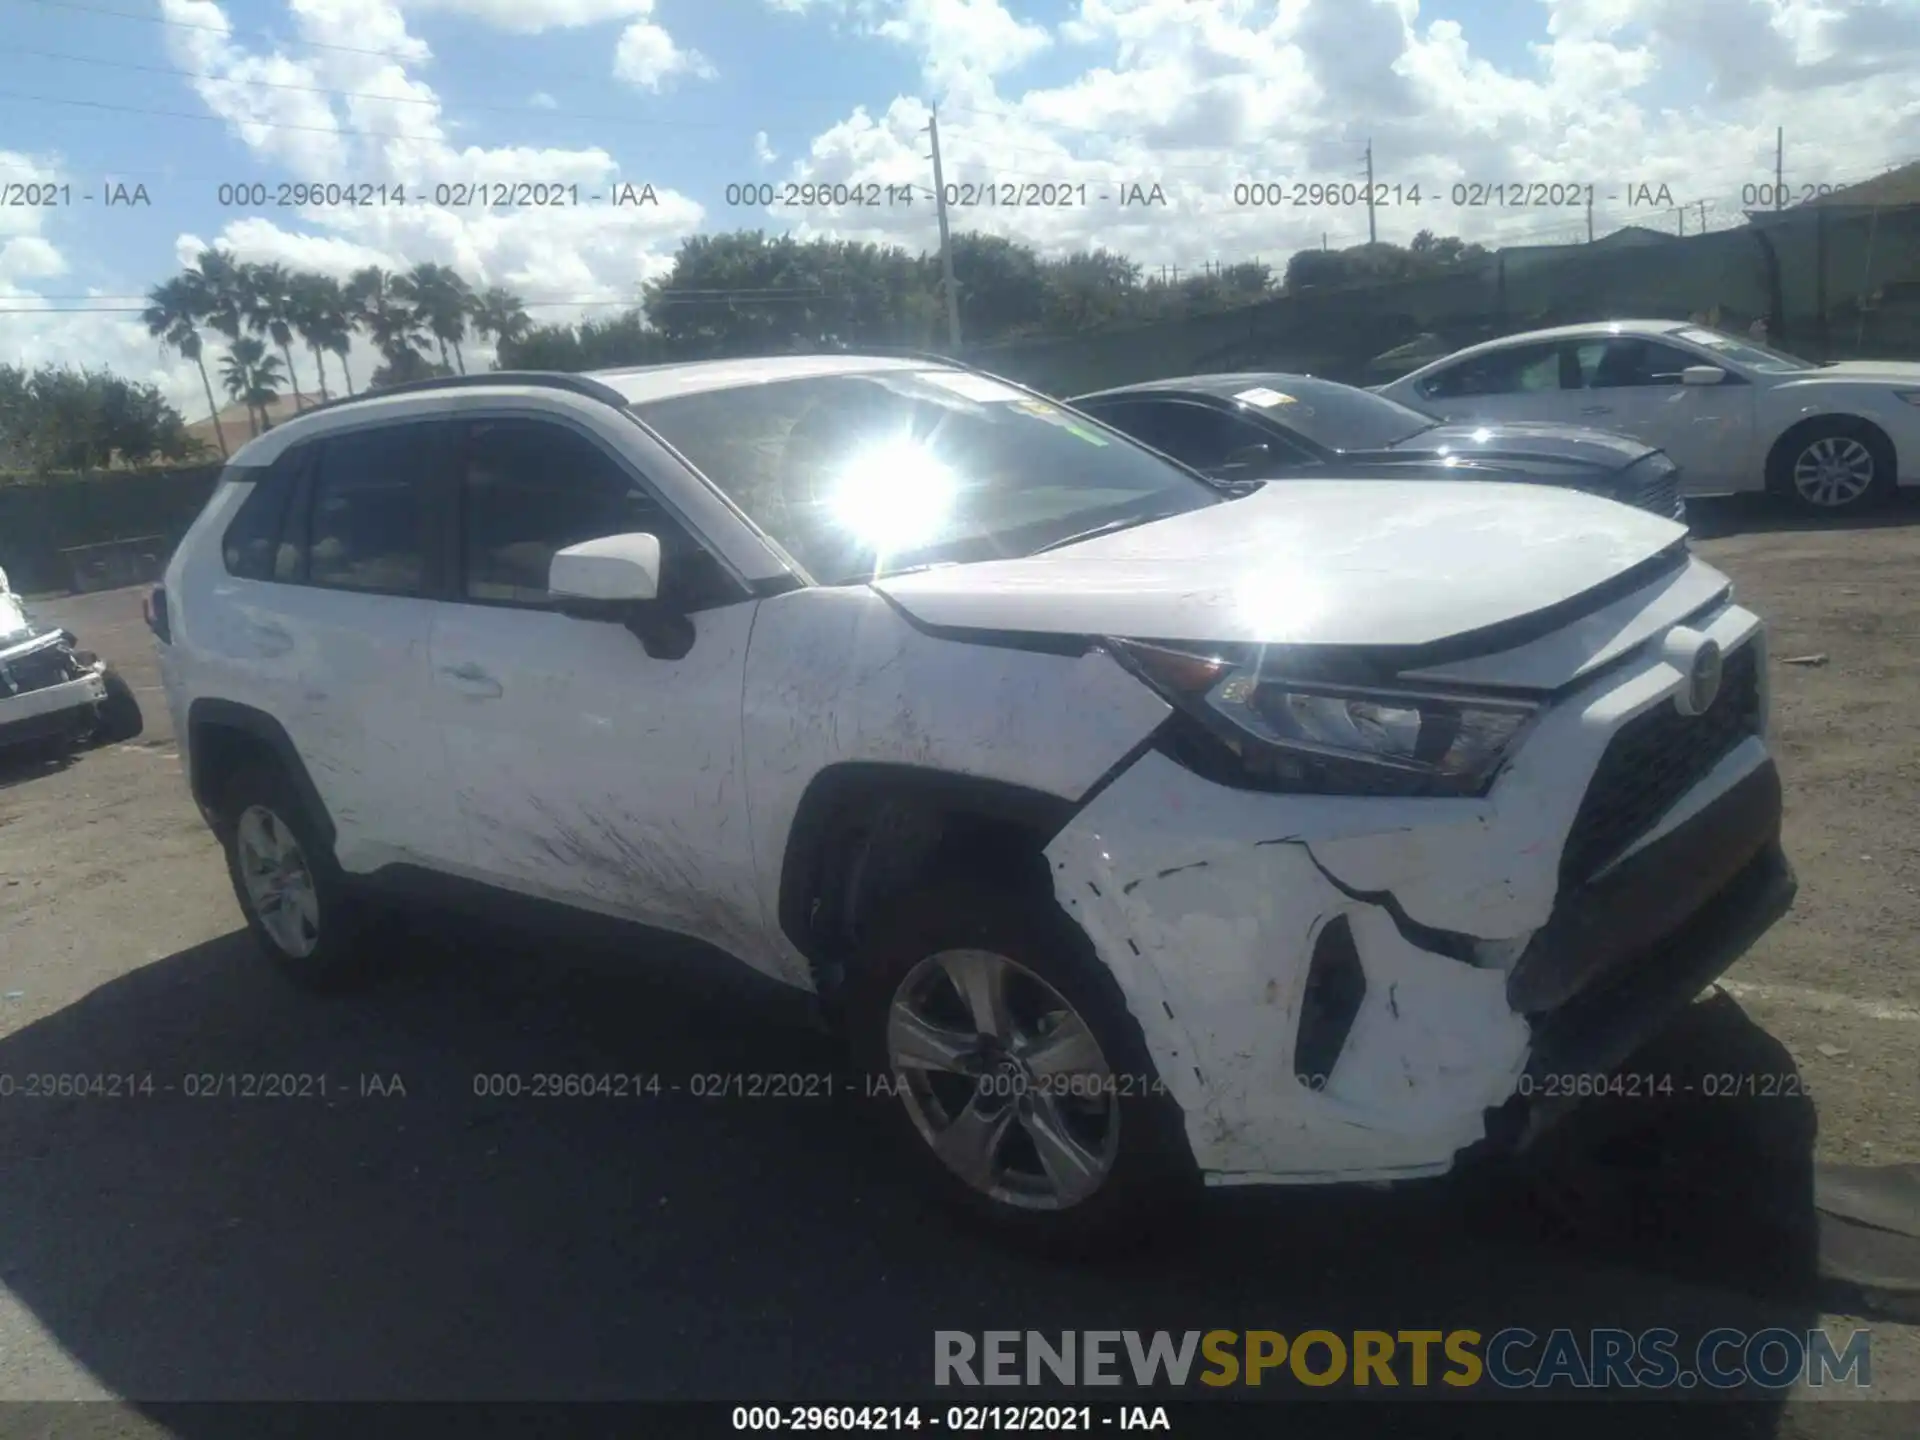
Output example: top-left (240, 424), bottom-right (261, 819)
top-left (1294, 915), bottom-right (1367, 1089)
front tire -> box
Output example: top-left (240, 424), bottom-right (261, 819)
top-left (219, 760), bottom-right (378, 991)
top-left (90, 667), bottom-right (143, 744)
top-left (845, 880), bottom-right (1197, 1254)
top-left (1769, 419), bottom-right (1894, 515)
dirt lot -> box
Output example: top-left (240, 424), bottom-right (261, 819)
top-left (1, 495), bottom-right (1917, 1433)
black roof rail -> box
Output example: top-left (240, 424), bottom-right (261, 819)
top-left (298, 370), bottom-right (631, 419)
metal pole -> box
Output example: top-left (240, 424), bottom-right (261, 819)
top-left (927, 104), bottom-right (961, 351)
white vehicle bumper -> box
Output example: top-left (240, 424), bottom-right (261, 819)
top-left (1044, 601), bottom-right (1793, 1186)
top-left (0, 671), bottom-right (108, 745)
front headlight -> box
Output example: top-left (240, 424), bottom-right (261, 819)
top-left (1110, 639), bottom-right (1538, 797)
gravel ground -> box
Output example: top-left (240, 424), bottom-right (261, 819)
top-left (0, 495), bottom-right (1916, 1436)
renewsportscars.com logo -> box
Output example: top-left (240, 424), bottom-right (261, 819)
top-left (934, 1328), bottom-right (1873, 1391)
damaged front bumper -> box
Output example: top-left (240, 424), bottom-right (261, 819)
top-left (1044, 602), bottom-right (1792, 1187)
top-left (0, 642), bottom-right (108, 750)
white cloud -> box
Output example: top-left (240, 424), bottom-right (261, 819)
top-left (1, 0), bottom-right (707, 415)
top-left (12, 0), bottom-right (1920, 406)
top-left (875, 0), bottom-right (1052, 86)
top-left (760, 0), bottom-right (1920, 270)
top-left (529, 91), bottom-right (559, 109)
top-left (613, 18), bottom-right (718, 89)
top-left (398, 0), bottom-right (658, 31)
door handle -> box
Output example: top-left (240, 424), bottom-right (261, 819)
top-left (438, 662), bottom-right (503, 699)
top-left (1580, 405), bottom-right (1613, 416)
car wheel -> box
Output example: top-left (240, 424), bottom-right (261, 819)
top-left (220, 760), bottom-right (378, 991)
top-left (845, 879), bottom-right (1197, 1254)
top-left (1769, 420), bottom-right (1894, 515)
top-left (90, 667), bottom-right (144, 745)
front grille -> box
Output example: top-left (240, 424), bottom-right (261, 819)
top-left (1626, 467), bottom-right (1682, 520)
top-left (1559, 642), bottom-right (1761, 887)
top-left (0, 642), bottom-right (76, 695)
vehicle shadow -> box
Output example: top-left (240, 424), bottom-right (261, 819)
top-left (0, 918), bottom-right (1836, 1431)
top-left (1687, 489), bottom-right (1920, 540)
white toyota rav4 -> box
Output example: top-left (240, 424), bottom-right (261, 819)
top-left (151, 355), bottom-right (1795, 1248)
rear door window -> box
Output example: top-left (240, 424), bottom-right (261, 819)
top-left (306, 423), bottom-right (445, 596)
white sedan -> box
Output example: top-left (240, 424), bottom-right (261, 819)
top-left (1376, 319), bottom-right (1920, 515)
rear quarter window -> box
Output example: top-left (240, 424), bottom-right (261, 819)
top-left (219, 462), bottom-right (291, 581)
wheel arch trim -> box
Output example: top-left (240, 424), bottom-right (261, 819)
top-left (186, 698), bottom-right (336, 847)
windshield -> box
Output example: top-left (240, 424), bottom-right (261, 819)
top-left (1233, 380), bottom-right (1439, 451)
top-left (1669, 326), bottom-right (1817, 373)
top-left (632, 368), bottom-right (1222, 584)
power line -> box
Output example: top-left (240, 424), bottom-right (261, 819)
top-left (3, 43), bottom-right (733, 131)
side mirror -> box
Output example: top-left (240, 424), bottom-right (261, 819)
top-left (547, 532), bottom-right (694, 662)
top-left (1681, 365), bottom-right (1727, 386)
top-left (548, 533), bottom-right (661, 603)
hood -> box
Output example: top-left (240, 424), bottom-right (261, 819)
top-left (874, 479), bottom-right (1687, 649)
top-left (1786, 360), bottom-right (1920, 384)
top-left (1368, 420), bottom-right (1657, 478)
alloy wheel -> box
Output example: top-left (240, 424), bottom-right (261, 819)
top-left (236, 804), bottom-right (320, 958)
top-left (886, 948), bottom-right (1121, 1210)
top-left (1791, 436), bottom-right (1876, 508)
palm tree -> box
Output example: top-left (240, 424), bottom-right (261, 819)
top-left (242, 261), bottom-right (306, 411)
top-left (286, 272), bottom-right (343, 402)
top-left (346, 266), bottom-right (429, 385)
top-left (143, 275), bottom-right (228, 458)
top-left (186, 247), bottom-right (247, 345)
top-left (218, 336), bottom-right (285, 436)
top-left (471, 285), bottom-right (532, 363)
top-left (300, 271), bottom-right (358, 396)
top-left (394, 262), bottom-right (474, 374)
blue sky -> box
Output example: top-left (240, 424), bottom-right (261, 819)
top-left (2, 0), bottom-right (1917, 409)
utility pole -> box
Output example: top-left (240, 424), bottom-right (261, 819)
top-left (1678, 206), bottom-right (1686, 237)
top-left (1697, 198), bottom-right (1708, 233)
top-left (926, 104), bottom-right (961, 351)
top-left (1586, 190), bottom-right (1594, 242)
top-left (1363, 139), bottom-right (1377, 245)
top-left (1775, 126), bottom-right (1784, 211)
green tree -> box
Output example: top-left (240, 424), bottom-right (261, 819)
top-left (285, 271), bottom-right (349, 401)
top-left (0, 363), bottom-right (199, 472)
top-left (242, 261), bottom-right (306, 410)
top-left (945, 232), bottom-right (1048, 342)
top-left (346, 266), bottom-right (429, 385)
top-left (187, 247), bottom-right (249, 344)
top-left (500, 310), bottom-right (674, 371)
top-left (143, 275), bottom-right (229, 459)
top-left (472, 286), bottom-right (533, 359)
top-left (219, 336), bottom-right (285, 436)
top-left (394, 261), bottom-right (474, 374)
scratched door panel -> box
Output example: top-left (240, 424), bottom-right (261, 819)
top-left (428, 600), bottom-right (766, 965)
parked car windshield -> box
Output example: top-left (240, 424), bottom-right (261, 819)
top-left (1230, 378), bottom-right (1441, 450)
top-left (631, 368), bottom-right (1223, 584)
top-left (1669, 326), bottom-right (1818, 373)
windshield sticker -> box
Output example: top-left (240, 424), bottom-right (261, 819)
top-left (919, 370), bottom-right (1022, 403)
top-left (1234, 386), bottom-right (1295, 407)
top-left (1010, 398), bottom-right (1109, 445)
top-left (1675, 328), bottom-right (1731, 347)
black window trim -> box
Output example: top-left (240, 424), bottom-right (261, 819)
top-left (440, 408), bottom-right (756, 617)
top-left (218, 457), bottom-right (295, 583)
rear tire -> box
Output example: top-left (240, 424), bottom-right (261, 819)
top-left (90, 667), bottom-right (143, 744)
top-left (219, 760), bottom-right (380, 992)
top-left (1767, 419), bottom-right (1895, 516)
top-left (844, 879), bottom-right (1198, 1255)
